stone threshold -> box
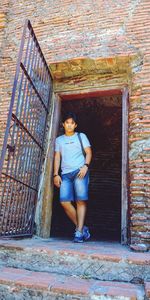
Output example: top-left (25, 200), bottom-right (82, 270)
top-left (0, 237), bottom-right (149, 264)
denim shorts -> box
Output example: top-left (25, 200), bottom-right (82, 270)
top-left (60, 168), bottom-right (89, 202)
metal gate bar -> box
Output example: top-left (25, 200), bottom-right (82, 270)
top-left (0, 20), bottom-right (52, 237)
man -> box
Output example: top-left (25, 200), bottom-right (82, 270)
top-left (54, 112), bottom-right (92, 243)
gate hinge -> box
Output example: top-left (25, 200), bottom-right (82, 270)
top-left (7, 144), bottom-right (15, 159)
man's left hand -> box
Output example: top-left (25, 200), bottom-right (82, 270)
top-left (77, 165), bottom-right (88, 179)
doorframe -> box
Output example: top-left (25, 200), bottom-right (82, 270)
top-left (121, 87), bottom-right (129, 244)
top-left (51, 87), bottom-right (129, 244)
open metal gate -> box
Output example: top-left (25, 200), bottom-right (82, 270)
top-left (0, 20), bottom-right (52, 237)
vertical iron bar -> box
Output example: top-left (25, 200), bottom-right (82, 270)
top-left (5, 30), bottom-right (36, 234)
top-left (10, 38), bottom-right (37, 234)
top-left (18, 37), bottom-right (42, 232)
top-left (0, 21), bottom-right (29, 230)
top-left (1, 27), bottom-right (34, 232)
top-left (0, 19), bottom-right (28, 176)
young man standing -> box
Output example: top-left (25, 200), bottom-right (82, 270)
top-left (54, 112), bottom-right (92, 243)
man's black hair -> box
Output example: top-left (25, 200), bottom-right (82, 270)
top-left (62, 112), bottom-right (77, 123)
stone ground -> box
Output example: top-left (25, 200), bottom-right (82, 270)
top-left (0, 237), bottom-right (149, 299)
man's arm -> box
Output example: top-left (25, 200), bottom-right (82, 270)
top-left (54, 151), bottom-right (62, 188)
top-left (84, 146), bottom-right (92, 166)
top-left (77, 147), bottom-right (92, 179)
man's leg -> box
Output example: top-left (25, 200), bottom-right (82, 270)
top-left (60, 172), bottom-right (78, 226)
top-left (61, 202), bottom-right (77, 226)
top-left (74, 171), bottom-right (89, 232)
top-left (76, 200), bottom-right (87, 232)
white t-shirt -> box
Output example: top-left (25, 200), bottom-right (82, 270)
top-left (55, 132), bottom-right (91, 174)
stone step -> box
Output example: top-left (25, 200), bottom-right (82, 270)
top-left (0, 237), bottom-right (149, 283)
top-left (0, 267), bottom-right (145, 300)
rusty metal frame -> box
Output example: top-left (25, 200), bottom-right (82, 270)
top-left (0, 20), bottom-right (52, 237)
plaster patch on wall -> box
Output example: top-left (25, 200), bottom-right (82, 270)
top-left (129, 138), bottom-right (150, 160)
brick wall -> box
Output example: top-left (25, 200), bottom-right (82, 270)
top-left (0, 0), bottom-right (150, 248)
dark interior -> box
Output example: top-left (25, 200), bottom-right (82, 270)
top-left (51, 94), bottom-right (122, 241)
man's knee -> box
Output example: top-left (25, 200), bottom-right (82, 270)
top-left (61, 201), bottom-right (71, 209)
top-left (76, 200), bottom-right (87, 206)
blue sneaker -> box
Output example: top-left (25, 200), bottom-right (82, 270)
top-left (73, 230), bottom-right (84, 243)
top-left (83, 226), bottom-right (90, 241)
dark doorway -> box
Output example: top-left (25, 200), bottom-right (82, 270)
top-left (51, 94), bottom-right (122, 241)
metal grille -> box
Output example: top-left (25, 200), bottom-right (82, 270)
top-left (0, 20), bottom-right (52, 237)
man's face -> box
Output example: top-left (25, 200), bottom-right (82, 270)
top-left (63, 118), bottom-right (77, 133)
